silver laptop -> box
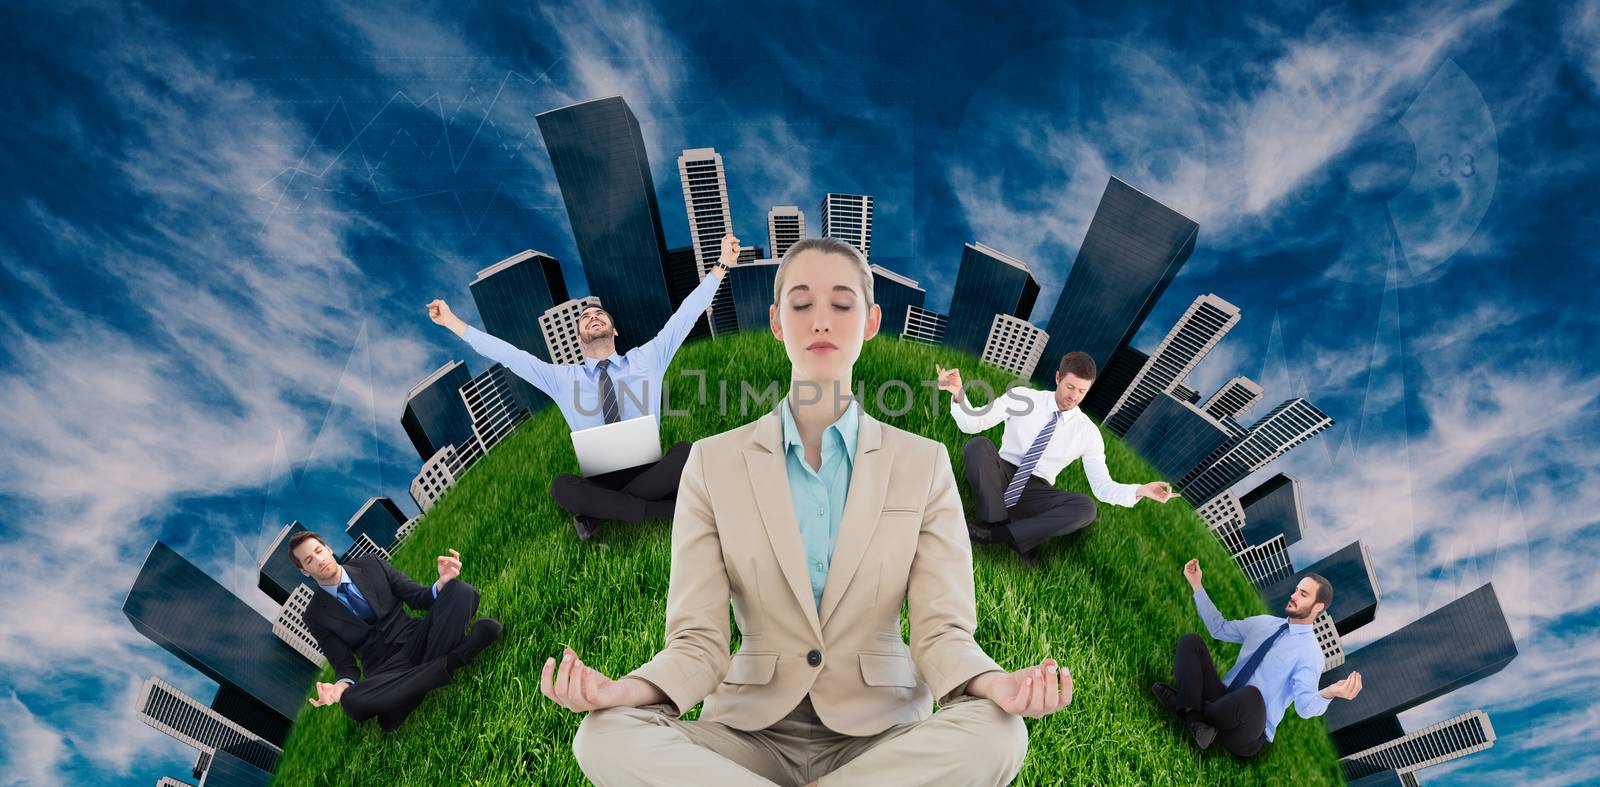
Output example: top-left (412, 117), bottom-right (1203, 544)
top-left (571, 413), bottom-right (663, 477)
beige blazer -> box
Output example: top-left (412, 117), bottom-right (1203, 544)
top-left (628, 402), bottom-right (1004, 736)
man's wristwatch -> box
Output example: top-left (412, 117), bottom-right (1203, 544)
top-left (712, 260), bottom-right (730, 275)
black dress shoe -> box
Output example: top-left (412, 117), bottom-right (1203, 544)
top-left (572, 514), bottom-right (602, 541)
top-left (1188, 718), bottom-right (1217, 749)
top-left (967, 520), bottom-right (1002, 544)
top-left (378, 710), bottom-right (408, 733)
top-left (450, 618), bottom-right (503, 670)
top-left (1151, 682), bottom-right (1181, 716)
top-left (1014, 546), bottom-right (1041, 568)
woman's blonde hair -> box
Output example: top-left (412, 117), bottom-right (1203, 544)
top-left (772, 237), bottom-right (875, 307)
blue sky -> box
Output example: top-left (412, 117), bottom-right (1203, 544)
top-left (2, 0), bottom-right (1596, 784)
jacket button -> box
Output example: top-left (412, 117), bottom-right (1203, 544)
top-left (806, 649), bottom-right (822, 667)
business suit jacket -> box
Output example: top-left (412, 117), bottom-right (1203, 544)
top-left (302, 556), bottom-right (437, 684)
top-left (628, 402), bottom-right (1004, 736)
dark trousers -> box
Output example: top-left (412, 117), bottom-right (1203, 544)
top-left (551, 440), bottom-right (693, 522)
top-left (962, 437), bottom-right (1098, 553)
top-left (1173, 633), bottom-right (1268, 757)
top-left (340, 580), bottom-right (481, 729)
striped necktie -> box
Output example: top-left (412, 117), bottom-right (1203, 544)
top-left (596, 359), bottom-right (621, 424)
top-left (1003, 410), bottom-right (1061, 508)
top-left (1228, 622), bottom-right (1290, 692)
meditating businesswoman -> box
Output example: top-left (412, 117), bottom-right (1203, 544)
top-left (537, 237), bottom-right (1074, 786)
top-left (291, 531), bottom-right (502, 732)
top-left (427, 233), bottom-right (744, 541)
top-left (1152, 558), bottom-right (1365, 757)
top-left (935, 353), bottom-right (1181, 566)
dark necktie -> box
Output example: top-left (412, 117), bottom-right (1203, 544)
top-left (1003, 410), bottom-right (1061, 508)
top-left (1228, 622), bottom-right (1290, 692)
top-left (338, 584), bottom-right (376, 624)
top-left (596, 359), bottom-right (621, 424)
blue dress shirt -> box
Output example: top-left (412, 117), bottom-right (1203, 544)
top-left (318, 566), bottom-right (439, 685)
top-left (460, 271), bottom-right (723, 431)
top-left (1192, 588), bottom-right (1331, 741)
top-left (779, 397), bottom-right (861, 609)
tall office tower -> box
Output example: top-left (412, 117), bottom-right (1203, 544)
top-left (677, 148), bottom-right (739, 337)
top-left (469, 250), bottom-right (569, 413)
top-left (271, 584), bottom-right (324, 666)
top-left (1195, 492), bottom-right (1248, 555)
top-left (1234, 534), bottom-right (1294, 589)
top-left (123, 542), bottom-right (317, 745)
top-left (1180, 398), bottom-right (1334, 506)
top-left (135, 677), bottom-right (282, 774)
top-left (1080, 345), bottom-right (1149, 421)
top-left (537, 96), bottom-right (674, 353)
top-left (1346, 771), bottom-right (1414, 787)
top-left (727, 259), bottom-right (782, 332)
top-left (1170, 382), bottom-right (1201, 403)
top-left (820, 193), bottom-right (873, 260)
top-left (1264, 541), bottom-right (1382, 635)
top-left (1105, 294), bottom-right (1241, 435)
top-left (1120, 390), bottom-right (1233, 484)
top-left (738, 245), bottom-right (766, 265)
top-left (401, 361), bottom-right (475, 462)
top-left (410, 444), bottom-right (459, 512)
top-left (768, 205), bottom-right (804, 258)
top-left (1036, 176), bottom-right (1198, 390)
top-left (1238, 473), bottom-right (1305, 548)
top-left (1341, 710), bottom-right (1496, 782)
top-left (1314, 611), bottom-right (1346, 672)
top-left (1203, 375), bottom-right (1264, 421)
top-left (945, 242), bottom-right (1040, 359)
top-left (980, 314), bottom-right (1049, 379)
top-left (541, 297), bottom-right (603, 365)
top-left (345, 497), bottom-right (407, 551)
top-left (460, 363), bottom-right (527, 452)
top-left (156, 778), bottom-right (196, 787)
top-left (197, 748), bottom-right (272, 787)
top-left (341, 533), bottom-right (391, 564)
top-left (870, 264), bottom-right (926, 338)
top-left (1323, 584), bottom-right (1517, 755)
top-left (901, 305), bottom-right (948, 346)
top-left (256, 521), bottom-right (309, 606)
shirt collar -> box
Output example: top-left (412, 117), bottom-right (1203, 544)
top-left (582, 352), bottom-right (624, 373)
top-left (779, 396), bottom-right (861, 468)
top-left (317, 565), bottom-right (354, 595)
top-left (1282, 616), bottom-right (1314, 633)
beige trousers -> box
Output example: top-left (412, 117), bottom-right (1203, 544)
top-left (572, 694), bottom-right (1028, 786)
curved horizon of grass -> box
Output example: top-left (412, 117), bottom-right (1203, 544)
top-left (272, 331), bottom-right (1344, 786)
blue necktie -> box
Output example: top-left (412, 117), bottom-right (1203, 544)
top-left (1228, 622), bottom-right (1290, 692)
top-left (596, 359), bottom-right (621, 424)
top-left (338, 584), bottom-right (376, 624)
top-left (1003, 411), bottom-right (1060, 508)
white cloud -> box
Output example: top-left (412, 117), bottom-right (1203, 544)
top-left (0, 693), bottom-right (68, 787)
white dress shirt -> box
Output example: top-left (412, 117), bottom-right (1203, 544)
top-left (950, 386), bottom-right (1140, 507)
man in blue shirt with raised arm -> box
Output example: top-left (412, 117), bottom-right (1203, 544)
top-left (1151, 558), bottom-right (1364, 757)
top-left (427, 234), bottom-right (743, 541)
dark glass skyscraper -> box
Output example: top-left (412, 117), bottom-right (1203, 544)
top-left (1238, 473), bottom-right (1305, 547)
top-left (1035, 177), bottom-right (1198, 387)
top-left (345, 497), bottom-right (408, 551)
top-left (197, 748), bottom-right (271, 787)
top-left (536, 96), bottom-right (674, 354)
top-left (468, 250), bottom-right (569, 414)
top-left (944, 242), bottom-right (1040, 359)
top-left (728, 261), bottom-right (781, 332)
top-left (663, 245), bottom-right (712, 342)
top-left (1322, 584), bottom-right (1517, 754)
top-left (256, 521), bottom-right (309, 606)
top-left (401, 360), bottom-right (475, 462)
top-left (1080, 344), bottom-right (1148, 421)
top-left (869, 262), bottom-right (926, 338)
top-left (122, 542), bottom-right (317, 744)
top-left (1262, 541), bottom-right (1381, 635)
top-left (1120, 391), bottom-right (1231, 483)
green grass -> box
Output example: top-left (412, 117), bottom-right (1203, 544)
top-left (272, 332), bottom-right (1344, 786)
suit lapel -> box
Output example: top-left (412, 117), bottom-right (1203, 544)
top-left (818, 410), bottom-right (888, 628)
top-left (743, 406), bottom-right (825, 643)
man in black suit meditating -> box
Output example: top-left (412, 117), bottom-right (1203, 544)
top-left (291, 531), bottom-right (503, 731)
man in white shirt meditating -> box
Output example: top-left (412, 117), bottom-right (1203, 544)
top-left (936, 351), bottom-right (1181, 565)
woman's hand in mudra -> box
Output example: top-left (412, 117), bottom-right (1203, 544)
top-left (540, 646), bottom-right (638, 713)
top-left (969, 658), bottom-right (1073, 718)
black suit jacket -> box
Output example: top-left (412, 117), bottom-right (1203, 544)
top-left (303, 556), bottom-right (437, 684)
